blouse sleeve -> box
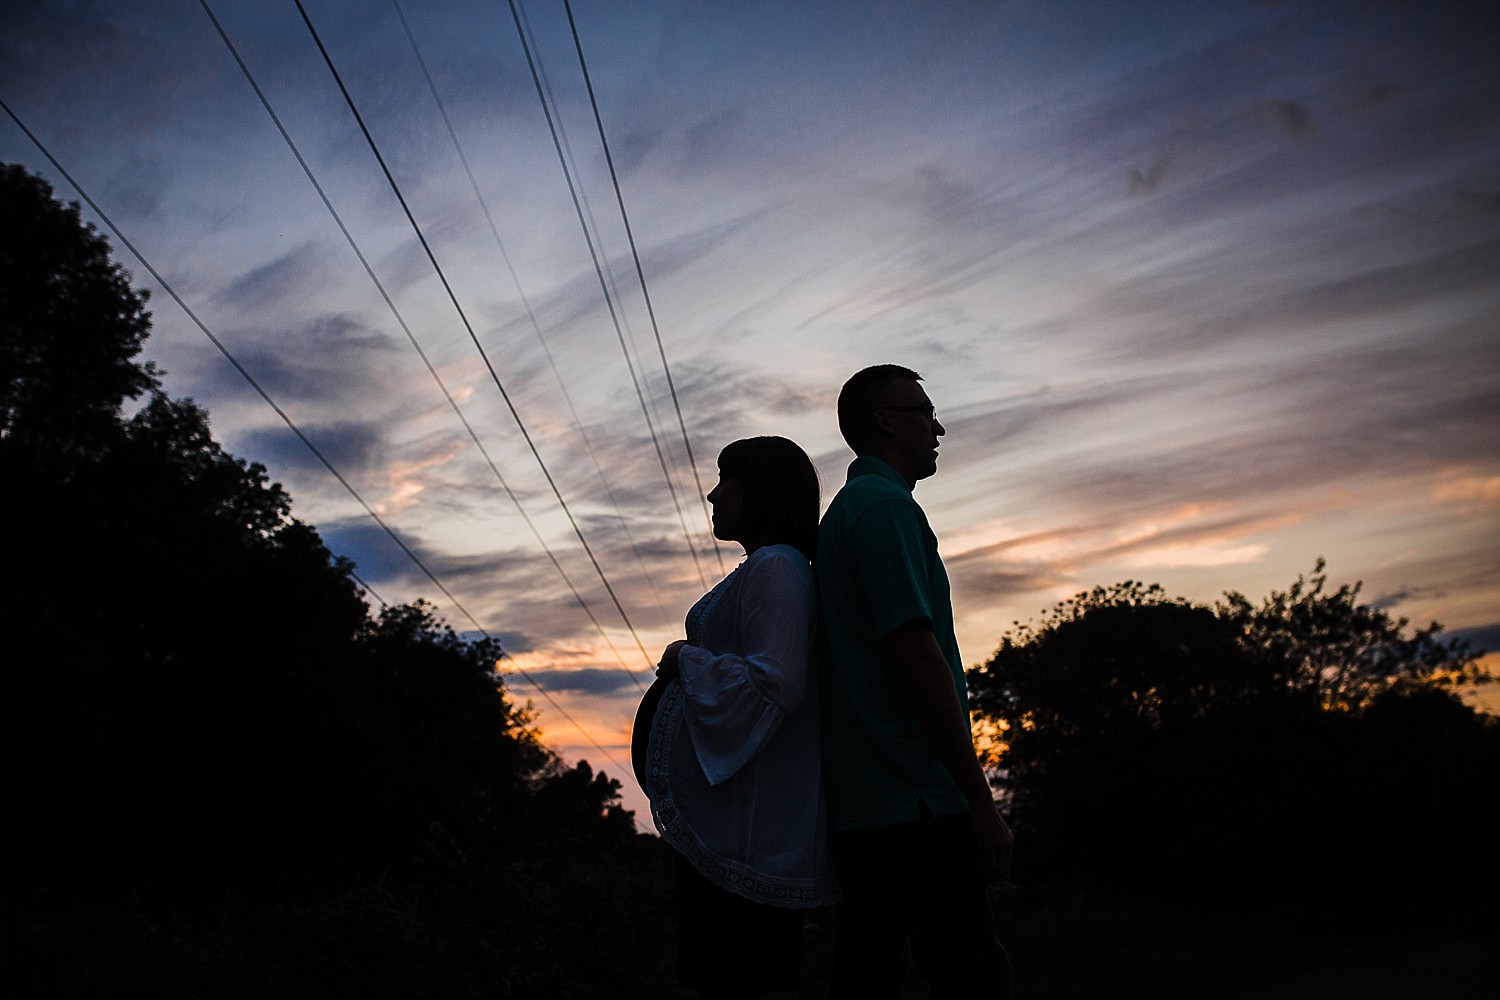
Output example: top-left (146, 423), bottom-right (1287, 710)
top-left (676, 548), bottom-right (815, 786)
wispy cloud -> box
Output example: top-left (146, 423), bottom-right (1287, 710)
top-left (6, 0), bottom-right (1497, 776)
top-left (510, 666), bottom-right (651, 696)
top-left (216, 244), bottom-right (329, 313)
top-left (237, 419), bottom-right (385, 480)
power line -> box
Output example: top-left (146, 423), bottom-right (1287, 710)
top-left (510, 1), bottom-right (693, 589)
top-left (512, 0), bottom-right (710, 585)
top-left (390, 0), bottom-right (671, 623)
top-left (197, 0), bottom-right (645, 691)
top-left (560, 0), bottom-right (723, 576)
top-left (291, 0), bottom-right (658, 674)
top-left (516, 0), bottom-right (668, 484)
top-left (506, 0), bottom-right (713, 589)
top-left (350, 567), bottom-right (388, 607)
top-left (0, 94), bottom-right (629, 778)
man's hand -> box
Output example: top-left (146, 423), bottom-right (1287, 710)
top-left (657, 639), bottom-right (686, 680)
top-left (884, 619), bottom-right (1015, 881)
top-left (972, 800), bottom-right (1014, 882)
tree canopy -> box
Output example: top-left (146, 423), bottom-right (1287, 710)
top-left (0, 161), bottom-right (155, 452)
top-left (968, 568), bottom-right (1496, 918)
top-left (3, 163), bottom-right (670, 996)
top-left (1217, 558), bottom-right (1488, 710)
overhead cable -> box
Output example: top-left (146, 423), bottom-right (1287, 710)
top-left (506, 0), bottom-right (712, 589)
top-left (390, 0), bottom-right (671, 622)
top-left (516, 0), bottom-right (670, 485)
top-left (560, 0), bottom-right (723, 575)
top-left (511, 1), bottom-right (696, 590)
top-left (291, 0), bottom-right (657, 671)
top-left (198, 0), bottom-right (644, 689)
top-left (350, 568), bottom-right (388, 607)
top-left (0, 94), bottom-right (629, 777)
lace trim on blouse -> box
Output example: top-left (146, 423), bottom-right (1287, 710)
top-left (685, 564), bottom-right (736, 645)
top-left (647, 678), bottom-right (834, 907)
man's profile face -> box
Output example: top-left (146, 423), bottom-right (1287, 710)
top-left (872, 379), bottom-right (946, 483)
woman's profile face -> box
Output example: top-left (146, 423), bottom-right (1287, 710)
top-left (706, 474), bottom-right (749, 545)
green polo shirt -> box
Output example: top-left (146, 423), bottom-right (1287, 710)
top-left (816, 456), bottom-right (970, 831)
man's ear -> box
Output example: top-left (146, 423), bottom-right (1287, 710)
top-left (870, 408), bottom-right (895, 439)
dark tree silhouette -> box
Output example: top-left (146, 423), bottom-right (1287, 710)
top-left (1217, 557), bottom-right (1488, 710)
top-left (3, 160), bottom-right (676, 996)
top-left (1, 159), bottom-right (648, 927)
top-left (0, 162), bottom-right (155, 452)
top-left (968, 568), bottom-right (1496, 920)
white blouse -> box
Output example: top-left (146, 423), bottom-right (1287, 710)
top-left (645, 543), bottom-right (840, 907)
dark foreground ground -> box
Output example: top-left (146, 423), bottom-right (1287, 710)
top-left (1218, 935), bottom-right (1497, 1000)
top-left (13, 879), bottom-right (1494, 997)
top-left (794, 891), bottom-right (1499, 1000)
top-left (1012, 929), bottom-right (1500, 999)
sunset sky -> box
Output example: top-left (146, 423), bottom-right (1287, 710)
top-left (4, 0), bottom-right (1497, 821)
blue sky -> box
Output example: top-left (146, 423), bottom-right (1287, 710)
top-left (4, 0), bottom-right (1497, 817)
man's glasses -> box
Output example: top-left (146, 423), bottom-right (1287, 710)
top-left (876, 404), bottom-right (938, 421)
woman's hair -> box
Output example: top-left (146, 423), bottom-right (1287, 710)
top-left (717, 435), bottom-right (820, 560)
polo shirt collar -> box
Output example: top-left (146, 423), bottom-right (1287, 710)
top-left (847, 455), bottom-right (911, 493)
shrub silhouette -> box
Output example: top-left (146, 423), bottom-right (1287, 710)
top-left (968, 573), bottom-right (1495, 921)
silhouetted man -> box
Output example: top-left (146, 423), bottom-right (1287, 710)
top-left (817, 364), bottom-right (1013, 998)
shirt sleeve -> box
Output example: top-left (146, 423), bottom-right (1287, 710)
top-left (676, 548), bottom-right (815, 786)
top-left (843, 497), bottom-right (934, 637)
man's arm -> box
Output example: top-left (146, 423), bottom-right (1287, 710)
top-left (883, 618), bottom-right (1013, 880)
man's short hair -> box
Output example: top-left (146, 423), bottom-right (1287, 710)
top-left (837, 364), bottom-right (923, 451)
